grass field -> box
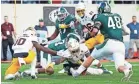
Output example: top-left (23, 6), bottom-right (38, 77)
top-left (1, 62), bottom-right (139, 84)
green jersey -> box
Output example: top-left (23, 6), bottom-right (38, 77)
top-left (94, 13), bottom-right (123, 41)
top-left (55, 15), bottom-right (76, 40)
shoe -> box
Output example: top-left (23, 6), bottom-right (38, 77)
top-left (70, 68), bottom-right (79, 77)
top-left (121, 69), bottom-right (133, 81)
top-left (103, 70), bottom-right (113, 74)
top-left (14, 71), bottom-right (21, 80)
top-left (21, 72), bottom-right (31, 78)
top-left (58, 69), bottom-right (65, 74)
top-left (100, 66), bottom-right (113, 74)
top-left (31, 75), bottom-right (37, 79)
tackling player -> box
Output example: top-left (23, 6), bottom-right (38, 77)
top-left (47, 7), bottom-right (77, 51)
top-left (4, 27), bottom-right (62, 80)
top-left (75, 2), bottom-right (108, 70)
top-left (70, 2), bottom-right (132, 81)
top-left (53, 33), bottom-right (113, 75)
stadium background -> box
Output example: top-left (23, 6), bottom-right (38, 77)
top-left (1, 3), bottom-right (139, 60)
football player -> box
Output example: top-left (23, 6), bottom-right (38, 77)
top-left (70, 2), bottom-right (132, 81)
top-left (47, 7), bottom-right (77, 51)
top-left (75, 2), bottom-right (108, 70)
top-left (4, 27), bottom-right (62, 80)
top-left (47, 6), bottom-right (81, 73)
top-left (53, 33), bottom-right (113, 75)
top-left (22, 7), bottom-right (79, 75)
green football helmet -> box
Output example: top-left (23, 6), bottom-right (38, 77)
top-left (98, 2), bottom-right (111, 14)
top-left (56, 7), bottom-right (69, 21)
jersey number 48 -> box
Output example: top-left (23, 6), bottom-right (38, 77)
top-left (108, 16), bottom-right (122, 29)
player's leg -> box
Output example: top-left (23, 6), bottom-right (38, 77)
top-left (85, 34), bottom-right (105, 68)
top-left (112, 40), bottom-right (133, 81)
top-left (23, 50), bottom-right (36, 78)
top-left (23, 50), bottom-right (36, 64)
top-left (30, 57), bottom-right (37, 79)
top-left (87, 67), bottom-right (103, 75)
top-left (70, 39), bottom-right (113, 77)
top-left (5, 58), bottom-right (21, 80)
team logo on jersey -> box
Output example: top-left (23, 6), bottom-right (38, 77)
top-left (49, 9), bottom-right (58, 23)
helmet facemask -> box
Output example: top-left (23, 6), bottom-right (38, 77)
top-left (57, 13), bottom-right (67, 21)
top-left (76, 9), bottom-right (85, 18)
top-left (76, 2), bottom-right (86, 18)
top-left (56, 7), bottom-right (69, 21)
top-left (67, 38), bottom-right (80, 54)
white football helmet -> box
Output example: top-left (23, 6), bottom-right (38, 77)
top-left (76, 2), bottom-right (86, 17)
top-left (66, 33), bottom-right (80, 53)
top-left (23, 27), bottom-right (36, 37)
top-left (56, 7), bottom-right (69, 21)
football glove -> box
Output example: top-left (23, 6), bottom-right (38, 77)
top-left (59, 24), bottom-right (69, 29)
top-left (45, 62), bottom-right (55, 69)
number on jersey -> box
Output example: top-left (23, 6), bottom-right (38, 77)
top-left (14, 38), bottom-right (26, 45)
top-left (108, 16), bottom-right (122, 29)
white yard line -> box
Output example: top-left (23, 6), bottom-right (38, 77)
top-left (105, 64), bottom-right (139, 67)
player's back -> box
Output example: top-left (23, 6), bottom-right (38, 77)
top-left (95, 13), bottom-right (123, 41)
top-left (12, 36), bottom-right (35, 54)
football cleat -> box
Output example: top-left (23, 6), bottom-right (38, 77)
top-left (70, 68), bottom-right (79, 77)
top-left (121, 69), bottom-right (133, 82)
top-left (100, 66), bottom-right (113, 74)
top-left (14, 71), bottom-right (21, 80)
top-left (58, 69), bottom-right (65, 74)
top-left (21, 71), bottom-right (31, 78)
top-left (5, 74), bottom-right (15, 80)
top-left (31, 75), bottom-right (37, 79)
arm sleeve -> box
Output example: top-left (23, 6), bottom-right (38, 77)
top-left (31, 36), bottom-right (38, 42)
top-left (82, 44), bottom-right (91, 57)
top-left (44, 26), bottom-right (48, 31)
top-left (11, 23), bottom-right (14, 31)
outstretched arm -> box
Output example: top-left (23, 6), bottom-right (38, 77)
top-left (47, 29), bottom-right (59, 41)
top-left (32, 41), bottom-right (57, 55)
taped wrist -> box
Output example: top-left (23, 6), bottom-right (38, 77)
top-left (76, 65), bottom-right (86, 74)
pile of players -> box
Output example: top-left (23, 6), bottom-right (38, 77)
top-left (4, 2), bottom-right (133, 81)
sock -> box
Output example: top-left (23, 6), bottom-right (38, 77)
top-left (87, 67), bottom-right (103, 75)
top-left (76, 65), bottom-right (86, 74)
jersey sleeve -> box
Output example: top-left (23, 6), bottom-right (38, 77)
top-left (31, 36), bottom-right (38, 42)
top-left (81, 44), bottom-right (90, 57)
top-left (62, 50), bottom-right (71, 58)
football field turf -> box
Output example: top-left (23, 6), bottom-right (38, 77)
top-left (1, 62), bottom-right (139, 84)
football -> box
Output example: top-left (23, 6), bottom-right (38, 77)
top-left (45, 66), bottom-right (54, 75)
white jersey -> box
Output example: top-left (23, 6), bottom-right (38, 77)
top-left (76, 12), bottom-right (94, 26)
top-left (12, 36), bottom-right (38, 53)
top-left (62, 44), bottom-right (90, 64)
